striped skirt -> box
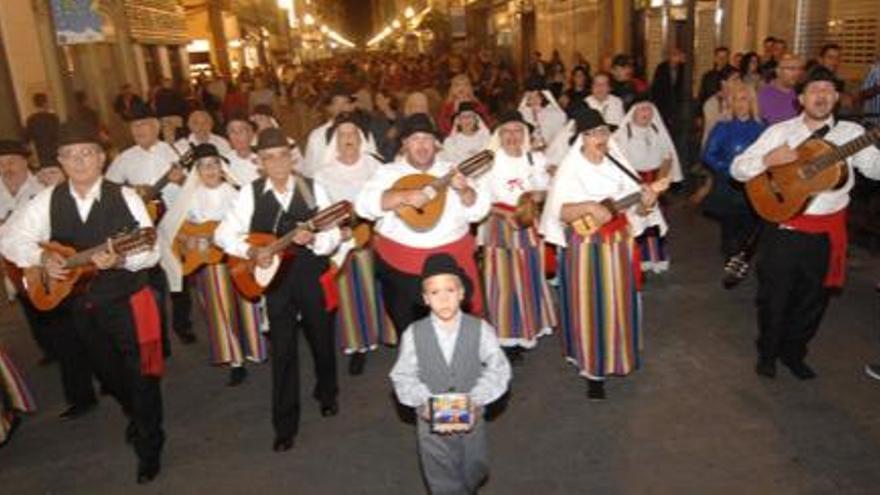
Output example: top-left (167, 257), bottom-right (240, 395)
top-left (0, 347), bottom-right (36, 443)
top-left (336, 249), bottom-right (397, 353)
top-left (559, 225), bottom-right (643, 379)
top-left (481, 215), bottom-right (557, 348)
top-left (194, 264), bottom-right (267, 366)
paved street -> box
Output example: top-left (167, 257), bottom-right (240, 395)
top-left (2, 201), bottom-right (880, 494)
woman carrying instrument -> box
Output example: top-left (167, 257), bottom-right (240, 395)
top-left (612, 97), bottom-right (681, 274)
top-left (478, 110), bottom-right (557, 362)
top-left (540, 108), bottom-right (658, 400)
top-left (315, 113), bottom-right (395, 376)
top-left (159, 143), bottom-right (266, 386)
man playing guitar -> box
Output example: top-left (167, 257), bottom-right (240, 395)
top-left (731, 67), bottom-right (880, 380)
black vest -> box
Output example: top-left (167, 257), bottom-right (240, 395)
top-left (249, 176), bottom-right (326, 268)
top-left (50, 181), bottom-right (146, 303)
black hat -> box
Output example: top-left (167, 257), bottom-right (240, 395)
top-left (452, 101), bottom-right (479, 121)
top-left (0, 139), bottom-right (30, 158)
top-left (251, 104), bottom-right (275, 118)
top-left (796, 66), bottom-right (844, 94)
top-left (125, 99), bottom-right (156, 122)
top-left (399, 113), bottom-right (441, 141)
top-left (420, 253), bottom-right (473, 300)
top-left (253, 128), bottom-right (292, 152)
top-left (611, 54), bottom-right (634, 68)
top-left (524, 76), bottom-right (546, 92)
top-left (57, 121), bottom-right (101, 147)
top-left (494, 109), bottom-right (534, 132)
top-left (191, 143), bottom-right (229, 164)
top-left (569, 108), bottom-right (615, 145)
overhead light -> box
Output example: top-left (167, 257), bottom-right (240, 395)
top-left (392, 19), bottom-right (401, 29)
top-left (320, 25), bottom-right (328, 34)
top-left (404, 6), bottom-right (415, 19)
top-left (187, 39), bottom-right (210, 52)
top-left (303, 13), bottom-right (315, 26)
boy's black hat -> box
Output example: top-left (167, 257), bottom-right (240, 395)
top-left (420, 253), bottom-right (473, 300)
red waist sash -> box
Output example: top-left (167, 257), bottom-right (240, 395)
top-left (782, 209), bottom-right (847, 288)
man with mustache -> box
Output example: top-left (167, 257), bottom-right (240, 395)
top-left (731, 67), bottom-right (880, 380)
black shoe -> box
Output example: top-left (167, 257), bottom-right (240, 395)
top-left (59, 401), bottom-right (97, 421)
top-left (273, 436), bottom-right (295, 452)
top-left (348, 353), bottom-right (367, 376)
top-left (136, 460), bottom-right (160, 484)
top-left (227, 367), bottom-right (248, 387)
top-left (783, 360), bottom-right (816, 380)
top-left (125, 421), bottom-right (137, 444)
top-left (586, 380), bottom-right (606, 401)
top-left (320, 401), bottom-right (339, 417)
top-left (755, 359), bottom-right (776, 378)
top-left (175, 328), bottom-right (197, 344)
top-left (0, 415), bottom-right (21, 448)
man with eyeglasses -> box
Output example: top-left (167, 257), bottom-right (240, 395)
top-left (758, 53), bottom-right (804, 125)
top-left (1, 122), bottom-right (166, 484)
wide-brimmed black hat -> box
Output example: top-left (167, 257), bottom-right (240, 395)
top-left (420, 253), bottom-right (473, 300)
top-left (399, 113), bottom-right (441, 141)
top-left (569, 108), bottom-right (616, 145)
top-left (191, 143), bottom-right (229, 164)
top-left (796, 66), bottom-right (844, 94)
top-left (494, 109), bottom-right (534, 133)
top-left (253, 128), bottom-right (292, 152)
top-left (0, 139), bottom-right (30, 158)
top-left (125, 99), bottom-right (157, 122)
top-left (57, 121), bottom-right (101, 147)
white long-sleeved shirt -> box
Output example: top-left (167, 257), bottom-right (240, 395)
top-left (354, 158), bottom-right (491, 248)
top-left (586, 94), bottom-right (626, 127)
top-left (0, 179), bottom-right (159, 271)
top-left (302, 120), bottom-right (332, 178)
top-left (213, 175), bottom-right (340, 259)
top-left (389, 313), bottom-right (511, 409)
top-left (224, 149), bottom-right (261, 187)
top-left (0, 173), bottom-right (43, 221)
top-left (106, 141), bottom-right (182, 205)
top-left (730, 114), bottom-right (880, 215)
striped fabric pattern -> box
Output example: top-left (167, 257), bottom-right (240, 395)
top-left (194, 264), bottom-right (267, 366)
top-left (336, 249), bottom-right (396, 353)
top-left (481, 215), bottom-right (557, 348)
top-left (559, 227), bottom-right (643, 379)
top-left (637, 226), bottom-right (669, 273)
top-left (0, 347), bottom-right (36, 443)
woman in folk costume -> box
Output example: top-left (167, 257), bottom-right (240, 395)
top-left (540, 108), bottom-right (660, 400)
top-left (0, 346), bottom-right (36, 448)
top-left (519, 77), bottom-right (568, 152)
top-left (612, 98), bottom-right (681, 274)
top-left (315, 113), bottom-right (395, 376)
top-left (439, 101), bottom-right (492, 164)
top-left (478, 110), bottom-right (557, 362)
top-left (159, 144), bottom-right (267, 386)
top-left (437, 74), bottom-right (493, 136)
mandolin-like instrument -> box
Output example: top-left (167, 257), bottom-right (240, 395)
top-left (135, 147), bottom-right (196, 222)
top-left (23, 227), bottom-right (158, 311)
top-left (746, 127), bottom-right (880, 223)
top-left (569, 178), bottom-right (671, 236)
top-left (391, 150), bottom-right (494, 232)
top-left (227, 201), bottom-right (353, 300)
top-left (173, 221), bottom-right (224, 275)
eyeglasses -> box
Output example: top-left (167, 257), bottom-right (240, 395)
top-left (58, 147), bottom-right (101, 161)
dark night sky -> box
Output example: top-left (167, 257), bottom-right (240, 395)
top-left (339, 0), bottom-right (372, 44)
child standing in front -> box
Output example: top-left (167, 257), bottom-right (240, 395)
top-left (390, 253), bottom-right (511, 494)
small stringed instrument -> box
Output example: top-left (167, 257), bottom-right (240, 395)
top-left (227, 201), bottom-right (353, 300)
top-left (23, 227), bottom-right (158, 311)
top-left (135, 147), bottom-right (196, 221)
top-left (514, 191), bottom-right (542, 228)
top-left (569, 178), bottom-right (671, 236)
top-left (722, 223), bottom-right (764, 289)
top-left (746, 127), bottom-right (880, 222)
top-left (173, 221), bottom-right (224, 275)
top-left (391, 150), bottom-right (494, 232)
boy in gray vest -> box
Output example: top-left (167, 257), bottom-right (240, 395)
top-left (390, 253), bottom-right (511, 494)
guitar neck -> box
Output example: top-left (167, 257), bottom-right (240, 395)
top-left (607, 191), bottom-right (643, 214)
top-left (807, 129), bottom-right (880, 176)
top-left (429, 151), bottom-right (494, 191)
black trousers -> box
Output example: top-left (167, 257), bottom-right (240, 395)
top-left (755, 227), bottom-right (831, 364)
top-left (70, 294), bottom-right (164, 465)
top-left (18, 297), bottom-right (96, 407)
top-left (265, 259), bottom-right (337, 440)
top-left (17, 294), bottom-right (57, 359)
top-left (374, 255), bottom-right (429, 338)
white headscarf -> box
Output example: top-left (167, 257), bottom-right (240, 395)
top-left (519, 90), bottom-right (567, 144)
top-left (158, 157), bottom-right (239, 292)
top-left (440, 110), bottom-right (491, 163)
top-left (319, 121), bottom-right (378, 173)
top-left (612, 100), bottom-right (683, 182)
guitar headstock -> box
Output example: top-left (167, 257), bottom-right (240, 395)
top-left (110, 227), bottom-right (158, 256)
top-left (310, 201), bottom-right (354, 231)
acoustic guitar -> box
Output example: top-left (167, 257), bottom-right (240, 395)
top-left (134, 147), bottom-right (196, 222)
top-left (746, 127), bottom-right (880, 223)
top-left (23, 227), bottom-right (158, 311)
top-left (173, 221), bottom-right (224, 275)
top-left (569, 178), bottom-right (671, 236)
top-left (391, 150), bottom-right (494, 232)
top-left (227, 201), bottom-right (353, 300)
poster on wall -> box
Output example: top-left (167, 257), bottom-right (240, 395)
top-left (51, 0), bottom-right (106, 45)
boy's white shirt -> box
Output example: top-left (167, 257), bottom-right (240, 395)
top-left (389, 310), bottom-right (512, 409)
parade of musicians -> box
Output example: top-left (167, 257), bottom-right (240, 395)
top-left (1, 0), bottom-right (880, 493)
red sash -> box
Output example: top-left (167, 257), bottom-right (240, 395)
top-left (374, 233), bottom-right (484, 314)
top-left (129, 287), bottom-right (164, 377)
top-left (638, 170), bottom-right (659, 183)
top-left (782, 209), bottom-right (848, 288)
